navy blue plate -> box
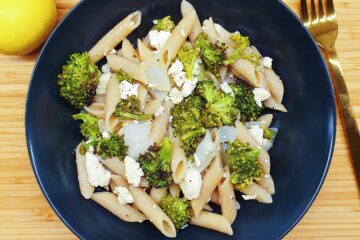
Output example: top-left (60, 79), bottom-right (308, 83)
top-left (26, 0), bottom-right (336, 239)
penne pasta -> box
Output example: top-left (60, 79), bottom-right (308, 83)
top-left (109, 174), bottom-right (128, 189)
top-left (137, 85), bottom-right (148, 110)
top-left (210, 189), bottom-right (220, 205)
top-left (121, 38), bottom-right (140, 63)
top-left (143, 99), bottom-right (162, 115)
top-left (202, 18), bottom-right (219, 43)
top-left (191, 155), bottom-right (223, 217)
top-left (129, 187), bottom-right (176, 238)
top-left (190, 211), bottom-right (233, 236)
top-left (88, 11), bottom-right (141, 63)
top-left (218, 167), bottom-right (237, 224)
top-left (102, 157), bottom-right (125, 178)
top-left (256, 174), bottom-right (275, 195)
top-left (94, 94), bottom-right (106, 104)
top-left (75, 144), bottom-right (94, 199)
top-left (257, 114), bottom-right (273, 128)
top-left (180, 0), bottom-right (201, 43)
top-left (240, 182), bottom-right (272, 204)
top-left (264, 96), bottom-right (288, 112)
top-left (171, 138), bottom-right (187, 184)
top-left (150, 187), bottom-right (168, 203)
top-left (160, 10), bottom-right (197, 65)
top-left (107, 54), bottom-right (147, 84)
top-left (105, 74), bottom-right (121, 131)
top-left (91, 192), bottom-right (147, 223)
top-left (203, 203), bottom-right (213, 212)
top-left (169, 182), bottom-right (181, 198)
top-left (84, 102), bottom-right (105, 118)
top-left (230, 58), bottom-right (265, 88)
top-left (264, 68), bottom-right (284, 103)
top-left (137, 39), bottom-right (155, 61)
top-left (149, 101), bottom-right (173, 145)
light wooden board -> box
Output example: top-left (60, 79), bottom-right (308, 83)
top-left (0, 0), bottom-right (359, 239)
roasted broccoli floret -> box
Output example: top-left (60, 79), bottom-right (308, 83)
top-left (223, 32), bottom-right (260, 66)
top-left (194, 32), bottom-right (226, 76)
top-left (177, 43), bottom-right (199, 79)
top-left (159, 194), bottom-right (192, 230)
top-left (152, 16), bottom-right (175, 32)
top-left (139, 138), bottom-right (173, 188)
top-left (263, 128), bottom-right (276, 141)
top-left (195, 80), bottom-right (238, 128)
top-left (116, 70), bottom-right (133, 83)
top-left (114, 95), bottom-right (152, 121)
top-left (230, 81), bottom-right (262, 122)
top-left (58, 52), bottom-right (100, 109)
top-left (171, 96), bottom-right (206, 157)
top-left (226, 140), bottom-right (262, 189)
top-left (94, 133), bottom-right (128, 160)
top-left (73, 113), bottom-right (101, 140)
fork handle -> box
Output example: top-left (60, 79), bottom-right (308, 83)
top-left (326, 50), bottom-right (360, 189)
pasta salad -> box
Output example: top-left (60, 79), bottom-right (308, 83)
top-left (57, 0), bottom-right (287, 237)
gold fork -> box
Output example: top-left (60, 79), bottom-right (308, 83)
top-left (300, 0), bottom-right (360, 189)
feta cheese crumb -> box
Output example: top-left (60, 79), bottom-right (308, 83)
top-left (263, 57), bottom-right (273, 68)
top-left (153, 19), bottom-right (158, 24)
top-left (85, 152), bottom-right (111, 187)
top-left (179, 163), bottom-right (202, 200)
top-left (168, 87), bottom-right (184, 104)
top-left (181, 78), bottom-right (198, 97)
top-left (101, 63), bottom-right (111, 73)
top-left (148, 30), bottom-right (171, 51)
top-left (168, 59), bottom-right (186, 87)
top-left (220, 82), bottom-right (234, 96)
top-left (235, 201), bottom-right (241, 209)
top-left (88, 145), bottom-right (94, 152)
top-left (248, 125), bottom-right (264, 144)
top-left (119, 81), bottom-right (139, 100)
top-left (113, 186), bottom-right (134, 205)
top-left (154, 105), bottom-right (165, 117)
top-left (102, 131), bottom-right (110, 139)
top-left (96, 72), bottom-right (112, 94)
top-left (242, 195), bottom-right (257, 200)
top-left (253, 88), bottom-right (271, 107)
top-left (124, 156), bottom-right (144, 187)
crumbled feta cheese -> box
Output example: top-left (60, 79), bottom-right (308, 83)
top-left (263, 57), bottom-right (273, 68)
top-left (220, 82), bottom-right (234, 96)
top-left (242, 194), bottom-right (257, 200)
top-left (154, 105), bottom-right (165, 117)
top-left (217, 126), bottom-right (237, 143)
top-left (194, 130), bottom-right (217, 172)
top-left (85, 152), bottom-right (111, 187)
top-left (101, 63), bottom-right (111, 73)
top-left (149, 30), bottom-right (171, 51)
top-left (168, 59), bottom-right (186, 87)
top-left (124, 156), bottom-right (144, 187)
top-left (235, 201), bottom-right (241, 209)
top-left (253, 88), bottom-right (271, 107)
top-left (153, 19), bottom-right (158, 24)
top-left (168, 88), bottom-right (184, 104)
top-left (119, 81), bottom-right (139, 100)
top-left (179, 164), bottom-right (202, 200)
top-left (96, 72), bottom-right (112, 94)
top-left (102, 131), bottom-right (110, 139)
top-left (180, 29), bottom-right (186, 37)
top-left (248, 124), bottom-right (264, 144)
top-left (181, 78), bottom-right (198, 97)
top-left (192, 59), bottom-right (202, 78)
top-left (88, 145), bottom-right (94, 152)
top-left (113, 186), bottom-right (134, 205)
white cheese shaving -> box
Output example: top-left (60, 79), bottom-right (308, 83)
top-left (85, 152), bottom-right (111, 187)
top-left (181, 78), bottom-right (198, 97)
top-left (168, 87), bottom-right (184, 104)
top-left (148, 30), bottom-right (171, 51)
top-left (168, 59), bottom-right (186, 87)
top-left (124, 156), bottom-right (144, 187)
top-left (263, 57), bottom-right (273, 68)
top-left (119, 81), bottom-right (139, 100)
top-left (113, 186), bottom-right (134, 205)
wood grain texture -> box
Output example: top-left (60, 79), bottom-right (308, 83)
top-left (0, 0), bottom-right (359, 239)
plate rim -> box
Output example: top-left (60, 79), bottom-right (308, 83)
top-left (25, 0), bottom-right (337, 239)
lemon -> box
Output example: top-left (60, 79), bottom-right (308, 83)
top-left (0, 0), bottom-right (57, 55)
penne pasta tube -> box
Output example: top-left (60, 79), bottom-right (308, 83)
top-left (143, 99), bottom-right (162, 115)
top-left (137, 85), bottom-right (148, 110)
top-left (150, 187), bottom-right (168, 204)
top-left (230, 58), bottom-right (265, 87)
top-left (88, 11), bottom-right (141, 63)
top-left (264, 68), bottom-right (284, 103)
top-left (256, 174), bottom-right (275, 195)
top-left (180, 0), bottom-right (201, 43)
top-left (264, 97), bottom-right (288, 112)
top-left (240, 182), bottom-right (272, 204)
top-left (202, 18), bottom-right (219, 43)
top-left (203, 203), bottom-right (213, 212)
top-left (218, 167), bottom-right (237, 224)
top-left (257, 114), bottom-right (273, 128)
top-left (84, 103), bottom-right (105, 118)
top-left (75, 144), bottom-right (94, 199)
top-left (137, 39), bottom-right (155, 61)
top-left (149, 101), bottom-right (173, 145)
top-left (102, 158), bottom-right (125, 178)
top-left (190, 211), bottom-right (233, 236)
top-left (171, 139), bottom-right (187, 184)
top-left (105, 74), bottom-right (121, 131)
top-left (160, 10), bottom-right (197, 65)
top-left (107, 54), bottom-right (147, 84)
top-left (121, 38), bottom-right (140, 63)
top-left (91, 192), bottom-right (147, 223)
top-left (110, 174), bottom-right (128, 189)
top-left (210, 189), bottom-right (220, 205)
top-left (169, 182), bottom-right (180, 198)
top-left (94, 94), bottom-right (106, 104)
top-left (192, 156), bottom-right (223, 217)
top-left (129, 187), bottom-right (176, 238)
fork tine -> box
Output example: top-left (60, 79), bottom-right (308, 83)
top-left (326, 0), bottom-right (335, 15)
top-left (318, 0), bottom-right (325, 19)
top-left (311, 0), bottom-right (318, 21)
top-left (300, 0), bottom-right (310, 24)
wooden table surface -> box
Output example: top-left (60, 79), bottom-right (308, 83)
top-left (0, 0), bottom-right (359, 239)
